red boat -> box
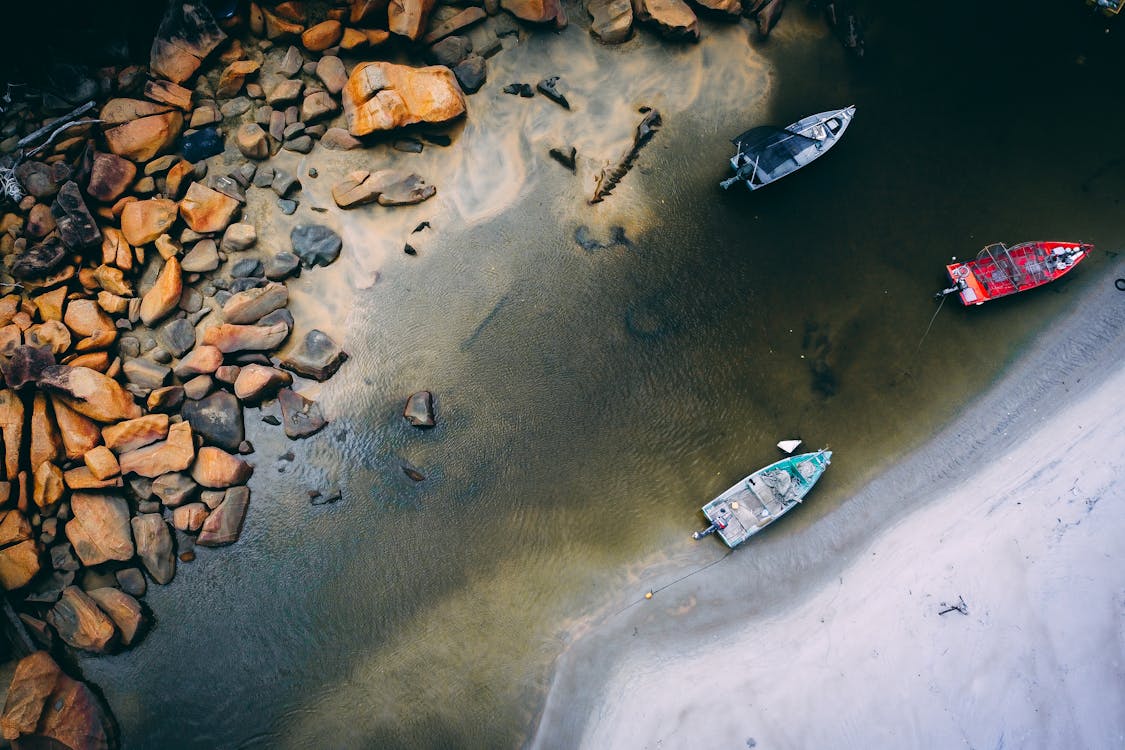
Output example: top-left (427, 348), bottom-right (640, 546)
top-left (936, 241), bottom-right (1093, 305)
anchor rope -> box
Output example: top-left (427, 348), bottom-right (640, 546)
top-left (609, 549), bottom-right (734, 618)
top-left (914, 292), bottom-right (947, 357)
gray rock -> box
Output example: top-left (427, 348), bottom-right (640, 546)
top-left (123, 358), bottom-right (171, 388)
top-left (267, 78), bottom-right (303, 106)
top-left (208, 174), bottom-right (246, 203)
top-left (131, 513), bottom-right (175, 585)
top-left (278, 388), bottom-right (327, 438)
top-left (278, 198), bottom-right (298, 214)
top-left (431, 36), bottom-right (472, 67)
top-left (279, 45), bottom-right (303, 77)
top-left (281, 329), bottom-right (348, 381)
top-left (15, 160), bottom-right (70, 200)
top-left (178, 286), bottom-right (204, 313)
top-left (229, 277), bottom-right (266, 293)
top-left (252, 165), bottom-right (275, 188)
top-left (320, 128), bottom-right (362, 150)
top-left (403, 390), bottom-right (435, 427)
top-left (300, 91), bottom-right (338, 122)
top-left (454, 55), bottom-right (487, 94)
top-left (265, 251), bottom-right (300, 280)
top-left (271, 169), bottom-right (299, 197)
top-left (282, 122), bottom-right (306, 140)
top-left (283, 135), bottom-right (313, 153)
top-left (127, 476), bottom-right (154, 502)
top-left (220, 96), bottom-right (252, 117)
top-left (51, 181), bottom-right (101, 248)
top-left (152, 471), bottom-right (200, 507)
top-left (50, 543), bottom-right (80, 572)
top-left (269, 109), bottom-right (286, 141)
top-left (2, 344), bottom-right (56, 390)
top-left (182, 390), bottom-right (244, 451)
top-left (257, 308), bottom-right (294, 331)
top-left (232, 162), bottom-right (257, 187)
top-left (136, 500), bottom-right (162, 514)
top-left (159, 318), bottom-right (197, 357)
top-left (315, 56), bottom-right (347, 94)
top-left (393, 139), bottom-right (423, 153)
top-left (116, 568), bottom-right (147, 597)
top-left (182, 374), bottom-right (213, 400)
top-left (221, 222), bottom-right (257, 252)
top-left (11, 237), bottom-right (67, 279)
top-left (229, 258), bottom-right (263, 278)
top-left (290, 224), bottom-right (341, 267)
top-left (181, 239), bottom-right (220, 272)
top-left (222, 282), bottom-right (288, 324)
top-left (151, 347), bottom-right (172, 364)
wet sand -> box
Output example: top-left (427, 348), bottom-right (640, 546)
top-left (531, 256), bottom-right (1125, 748)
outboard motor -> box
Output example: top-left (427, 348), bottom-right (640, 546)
top-left (692, 523), bottom-right (719, 540)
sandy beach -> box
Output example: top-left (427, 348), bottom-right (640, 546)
top-left (532, 257), bottom-right (1125, 749)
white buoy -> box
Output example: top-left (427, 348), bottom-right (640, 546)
top-left (777, 439), bottom-right (802, 454)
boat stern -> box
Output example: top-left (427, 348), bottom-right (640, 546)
top-left (942, 262), bottom-right (987, 305)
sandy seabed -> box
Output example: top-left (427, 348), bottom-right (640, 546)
top-left (532, 258), bottom-right (1125, 749)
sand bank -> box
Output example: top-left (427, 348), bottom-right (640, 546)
top-left (532, 259), bottom-right (1125, 748)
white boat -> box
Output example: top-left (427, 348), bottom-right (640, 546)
top-left (692, 450), bottom-right (832, 548)
top-left (720, 106), bottom-right (856, 191)
top-left (777, 439), bottom-right (802, 454)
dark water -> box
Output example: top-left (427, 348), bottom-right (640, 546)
top-left (80, 3), bottom-right (1125, 748)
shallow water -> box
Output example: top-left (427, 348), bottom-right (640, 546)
top-left (81, 4), bottom-right (1125, 748)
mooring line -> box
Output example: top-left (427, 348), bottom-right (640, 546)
top-left (609, 549), bottom-right (734, 618)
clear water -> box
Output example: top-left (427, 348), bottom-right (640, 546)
top-left (79, 3), bottom-right (1125, 748)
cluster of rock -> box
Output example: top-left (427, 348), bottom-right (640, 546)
top-left (0, 651), bottom-right (114, 749)
top-left (585, 0), bottom-right (800, 44)
top-left (0, 3), bottom-right (406, 670)
top-left (0, 0), bottom-right (741, 741)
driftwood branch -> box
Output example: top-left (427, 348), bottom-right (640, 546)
top-left (938, 595), bottom-right (968, 616)
top-left (17, 100), bottom-right (96, 151)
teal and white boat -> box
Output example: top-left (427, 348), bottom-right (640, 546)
top-left (692, 450), bottom-right (832, 548)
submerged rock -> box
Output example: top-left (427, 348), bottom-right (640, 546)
top-left (281, 329), bottom-right (348, 381)
top-left (536, 76), bottom-right (570, 109)
top-left (332, 170), bottom-right (436, 208)
top-left (290, 224), bottom-right (342, 267)
top-left (278, 388), bottom-right (327, 438)
top-left (403, 391), bottom-right (435, 427)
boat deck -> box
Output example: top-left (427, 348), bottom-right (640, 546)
top-left (707, 477), bottom-right (791, 547)
top-left (700, 451), bottom-right (831, 548)
top-left (948, 241), bottom-right (1089, 305)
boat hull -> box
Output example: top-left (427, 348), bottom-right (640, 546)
top-left (698, 450), bottom-right (832, 548)
top-left (723, 106), bottom-right (855, 191)
top-left (943, 241), bottom-right (1092, 306)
